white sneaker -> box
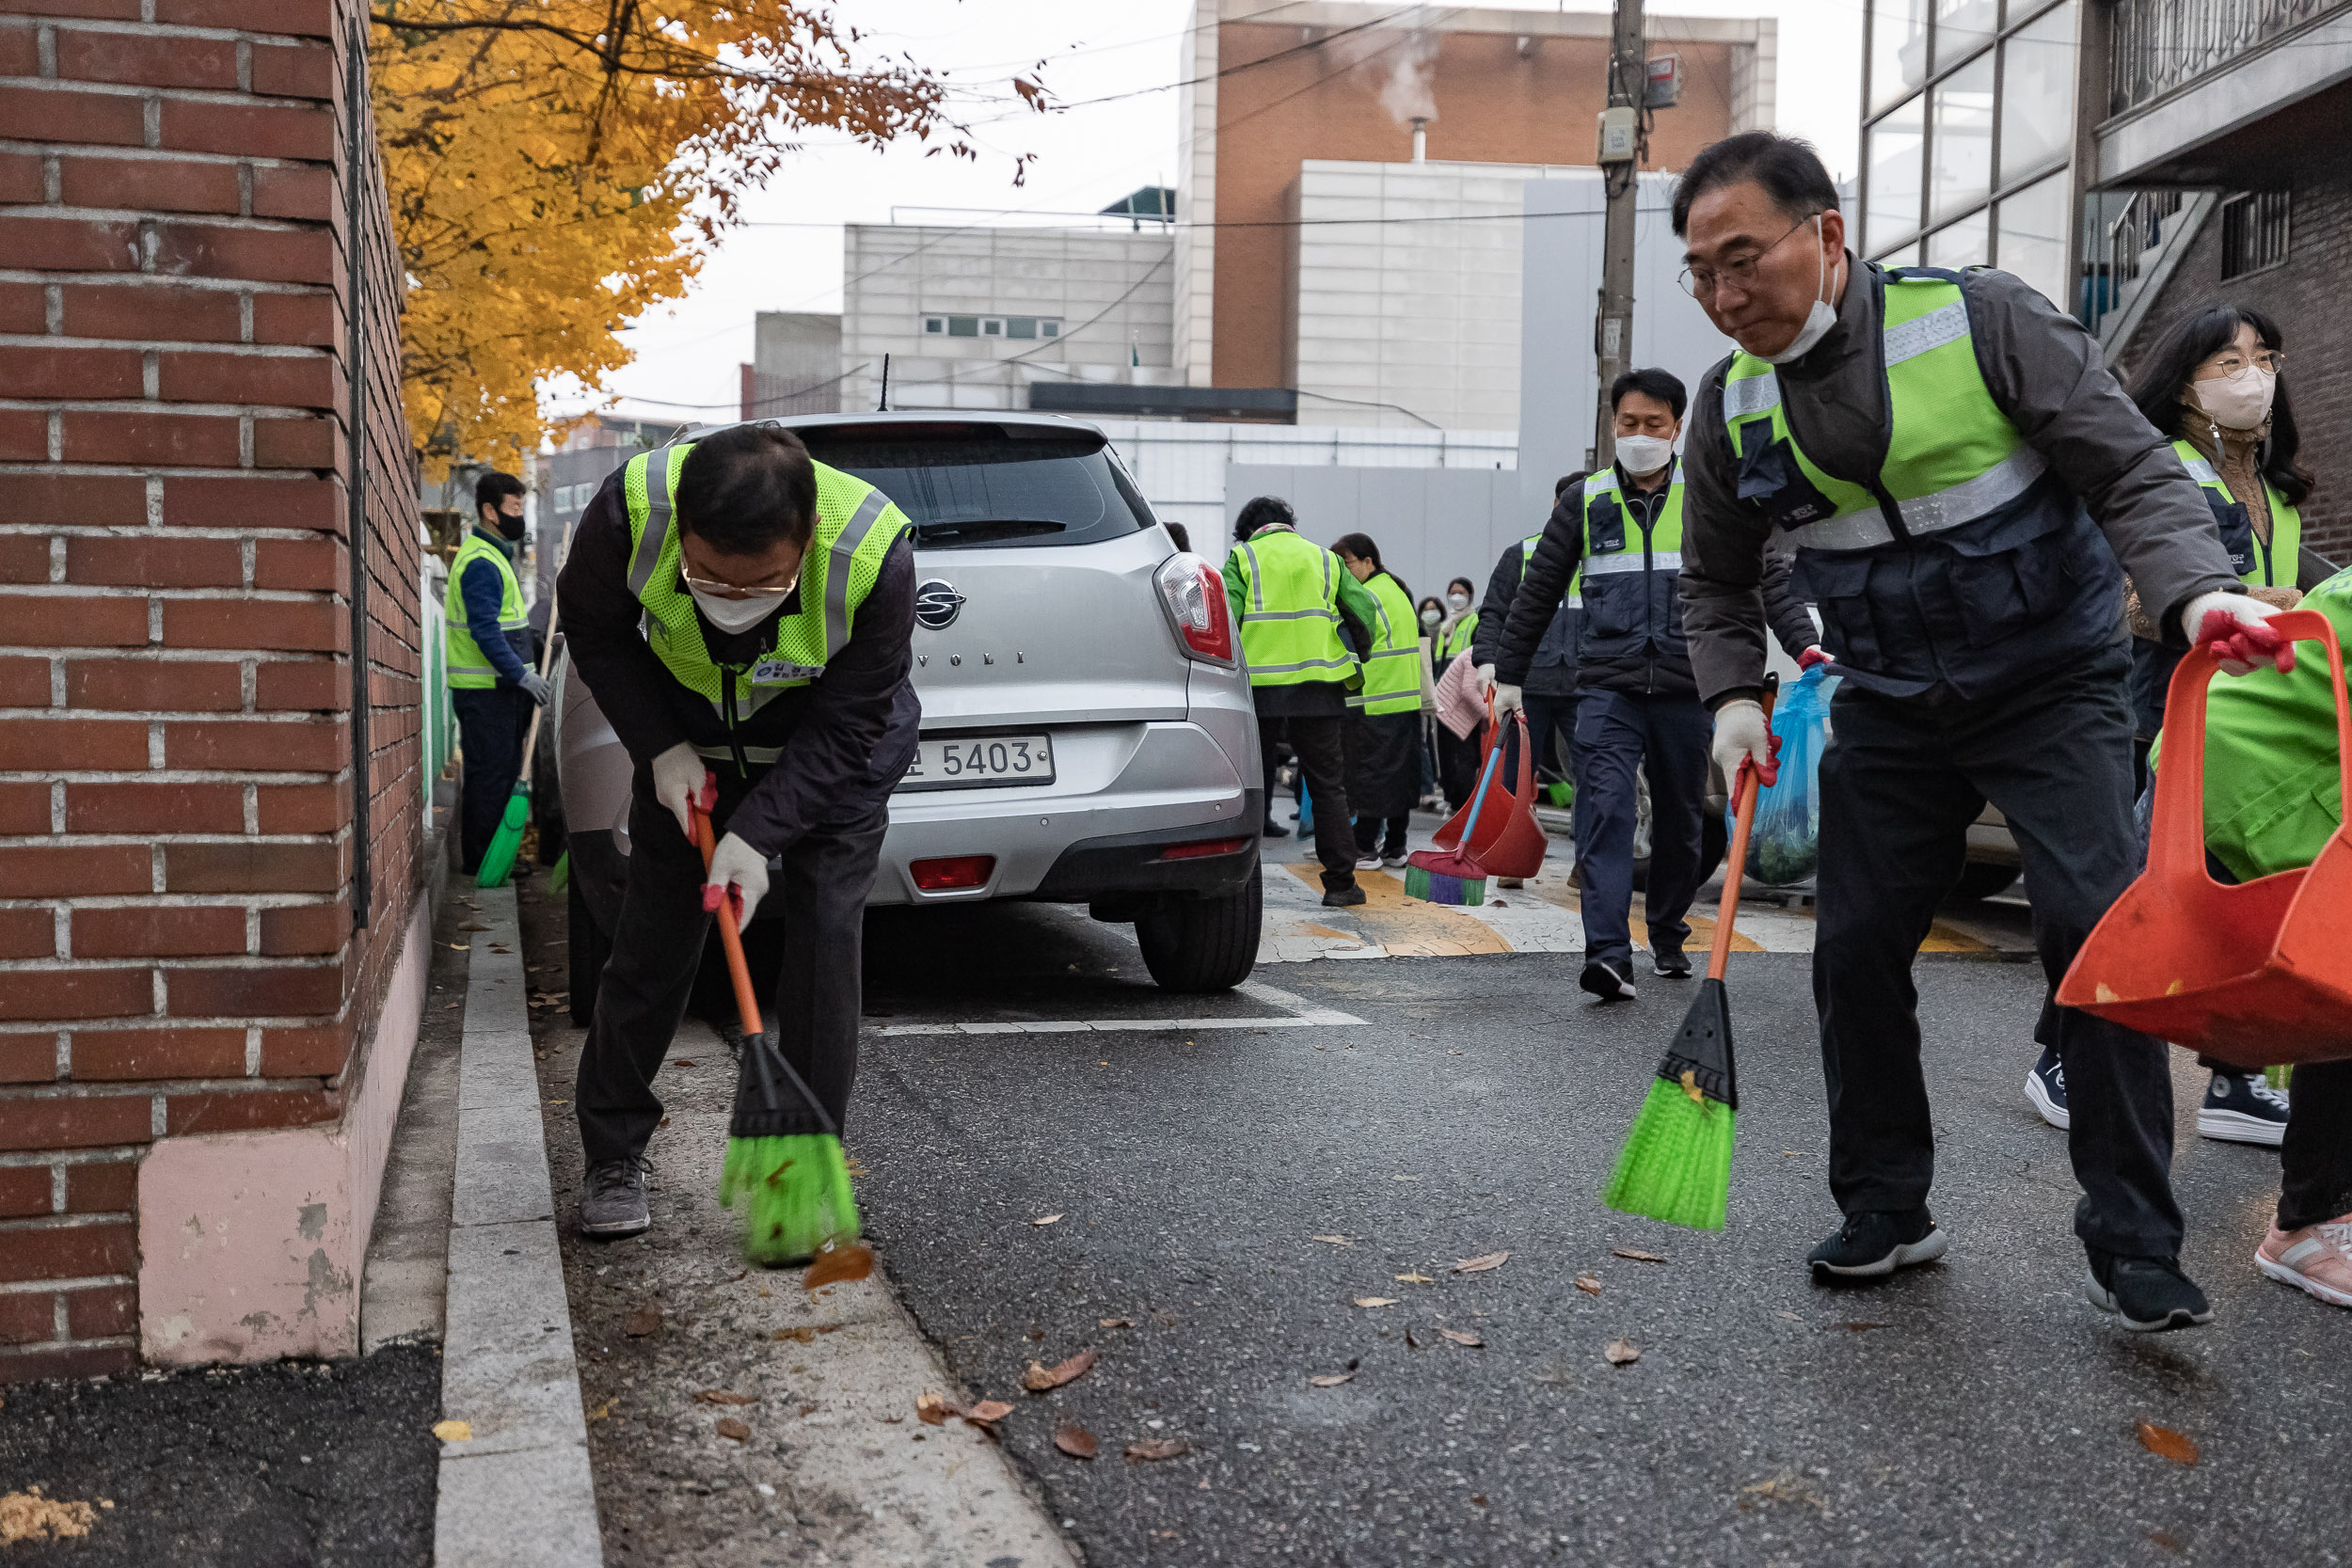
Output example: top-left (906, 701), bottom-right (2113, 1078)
top-left (1355, 855), bottom-right (1384, 871)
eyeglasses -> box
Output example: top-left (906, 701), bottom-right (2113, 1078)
top-left (1678, 213), bottom-right (1821, 301)
top-left (679, 565), bottom-right (797, 602)
top-left (2200, 349), bottom-right (2286, 381)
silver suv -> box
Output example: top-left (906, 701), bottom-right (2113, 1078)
top-left (547, 412), bottom-right (1264, 1010)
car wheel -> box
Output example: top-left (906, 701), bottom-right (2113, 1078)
top-left (1629, 808), bottom-right (1725, 894)
top-left (1136, 874), bottom-right (1262, 992)
top-left (1951, 862), bottom-right (2020, 901)
top-left (568, 873), bottom-right (610, 1028)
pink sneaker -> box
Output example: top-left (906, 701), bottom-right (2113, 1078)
top-left (2256, 1212), bottom-right (2352, 1308)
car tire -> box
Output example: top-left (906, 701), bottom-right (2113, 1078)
top-left (1136, 873), bottom-right (1262, 992)
top-left (1951, 862), bottom-right (2021, 901)
top-left (568, 873), bottom-right (610, 1029)
top-left (1629, 811), bottom-right (1727, 894)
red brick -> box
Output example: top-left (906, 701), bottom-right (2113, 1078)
top-left (65, 657), bottom-right (242, 712)
top-left (259, 1018), bottom-right (350, 1076)
top-left (250, 163), bottom-right (330, 221)
top-left (0, 22), bottom-right (37, 75)
top-left (0, 214), bottom-right (140, 274)
top-left (0, 1342), bottom-right (138, 1379)
top-left (156, 0), bottom-right (333, 34)
top-left (0, 408), bottom-right (44, 463)
top-left (163, 840), bottom-right (338, 894)
top-left (71, 1023), bottom-right (244, 1079)
top-left (63, 280), bottom-right (242, 343)
top-left (2, 0), bottom-right (142, 22)
top-left (251, 290), bottom-right (333, 347)
top-left (0, 535), bottom-right (49, 585)
top-left (0, 783), bottom-right (46, 836)
top-left (0, 84), bottom-right (144, 148)
top-left (0, 845), bottom-right (150, 899)
top-left (160, 349), bottom-right (332, 408)
top-left (0, 1291), bottom-right (52, 1345)
top-left (255, 781), bottom-right (341, 833)
top-left (62, 411), bottom-right (240, 468)
top-left (0, 344), bottom-right (141, 401)
top-left (163, 1084), bottom-right (337, 1134)
top-left (0, 967), bottom-right (152, 1022)
top-left (67, 535), bottom-right (243, 589)
top-left (258, 899), bottom-right (342, 956)
top-left (0, 1216), bottom-right (136, 1282)
top-left (13, 475), bottom-right (147, 530)
top-left (74, 906), bottom-right (246, 960)
top-left (249, 40), bottom-right (333, 100)
top-left (0, 280), bottom-right (43, 334)
top-left (0, 717), bottom-right (149, 770)
top-left (0, 1033), bottom-right (56, 1084)
top-left (151, 220), bottom-right (331, 286)
top-left (60, 153), bottom-right (241, 216)
top-left (0, 656), bottom-right (48, 706)
top-left (67, 782), bottom-right (240, 835)
top-left (63, 1160), bottom-right (135, 1213)
top-left (255, 658), bottom-right (337, 711)
top-left (253, 538), bottom-right (342, 592)
top-left (163, 598), bottom-right (342, 653)
top-left (0, 150), bottom-right (40, 204)
top-left (253, 416), bottom-right (334, 469)
top-left (3, 594), bottom-right (148, 648)
top-left (163, 474), bottom-right (338, 530)
top-left (55, 26), bottom-right (238, 90)
top-left (0, 1164), bottom-right (50, 1218)
top-left (158, 99), bottom-right (331, 162)
top-left (0, 909), bottom-right (54, 960)
top-left (65, 1283), bottom-right (134, 1338)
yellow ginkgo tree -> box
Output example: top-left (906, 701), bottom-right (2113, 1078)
top-left (371, 3), bottom-right (1042, 476)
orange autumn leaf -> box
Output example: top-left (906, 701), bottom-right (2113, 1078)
top-left (2137, 1421), bottom-right (2199, 1466)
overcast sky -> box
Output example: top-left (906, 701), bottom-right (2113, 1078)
top-left (557, 0), bottom-right (1865, 426)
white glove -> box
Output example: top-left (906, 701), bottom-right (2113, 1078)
top-left (702, 831), bottom-right (770, 934)
top-left (1474, 662), bottom-right (1497, 697)
top-left (1491, 681), bottom-right (1524, 716)
top-left (650, 741), bottom-right (708, 841)
top-left (2180, 588), bottom-right (2295, 676)
top-left (1711, 697), bottom-right (1776, 789)
top-left (517, 671), bottom-right (552, 707)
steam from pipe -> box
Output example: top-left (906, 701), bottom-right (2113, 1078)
top-left (1327, 11), bottom-right (1440, 133)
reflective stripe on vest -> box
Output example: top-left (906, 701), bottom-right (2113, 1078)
top-left (1349, 571), bottom-right (1423, 714)
top-left (1573, 467), bottom-right (1684, 659)
top-left (2169, 436), bottom-right (2301, 590)
top-left (443, 531), bottom-right (526, 689)
top-left (1229, 528), bottom-right (1359, 684)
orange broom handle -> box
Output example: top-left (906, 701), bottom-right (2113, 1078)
top-left (691, 803), bottom-right (766, 1038)
top-left (1705, 676), bottom-right (1777, 985)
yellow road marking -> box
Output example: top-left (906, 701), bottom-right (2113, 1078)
top-left (1282, 865), bottom-right (1514, 956)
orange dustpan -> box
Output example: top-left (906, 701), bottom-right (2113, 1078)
top-left (1433, 704), bottom-right (1548, 879)
top-left (2057, 609), bottom-right (2352, 1066)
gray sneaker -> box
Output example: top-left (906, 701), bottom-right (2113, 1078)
top-left (579, 1156), bottom-right (650, 1239)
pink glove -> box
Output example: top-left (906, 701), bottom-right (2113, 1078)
top-left (1796, 645), bottom-right (1835, 672)
top-left (2185, 591), bottom-right (2295, 676)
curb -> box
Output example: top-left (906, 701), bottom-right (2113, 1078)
top-left (433, 882), bottom-right (604, 1566)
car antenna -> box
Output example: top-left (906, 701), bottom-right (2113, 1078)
top-left (878, 354), bottom-right (890, 412)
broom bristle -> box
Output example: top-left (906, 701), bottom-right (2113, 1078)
top-left (719, 1133), bottom-right (861, 1266)
top-left (473, 790), bottom-right (530, 889)
top-left (1600, 1077), bottom-right (1736, 1231)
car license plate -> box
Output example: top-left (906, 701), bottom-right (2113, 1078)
top-left (898, 734), bottom-right (1055, 792)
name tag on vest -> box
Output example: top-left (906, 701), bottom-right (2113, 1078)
top-left (751, 658), bottom-right (825, 683)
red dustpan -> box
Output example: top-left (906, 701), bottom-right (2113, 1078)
top-left (2057, 608), bottom-right (2352, 1066)
top-left (1433, 705), bottom-right (1548, 879)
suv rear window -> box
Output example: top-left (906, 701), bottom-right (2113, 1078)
top-left (797, 423), bottom-right (1154, 550)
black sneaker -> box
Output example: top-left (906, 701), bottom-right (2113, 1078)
top-left (1263, 818), bottom-right (1291, 838)
top-left (2025, 1045), bottom-right (2069, 1131)
top-left (1807, 1209), bottom-right (1947, 1277)
top-left (1321, 883), bottom-right (1366, 908)
top-left (579, 1156), bottom-right (650, 1240)
top-left (2197, 1069), bottom-right (2289, 1147)
top-left (1579, 958), bottom-right (1637, 1002)
top-left (2085, 1249), bottom-right (2213, 1332)
top-left (1652, 946), bottom-right (1692, 979)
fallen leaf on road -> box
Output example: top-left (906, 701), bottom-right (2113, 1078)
top-left (585, 1399), bottom-right (614, 1422)
top-left (1604, 1338), bottom-right (1640, 1365)
top-left (673, 1059), bottom-right (696, 1069)
top-left (445, 942), bottom-right (467, 951)
top-left (1454, 1252), bottom-right (1510, 1274)
top-left (623, 1305), bottom-right (661, 1337)
top-left (0, 1487), bottom-right (97, 1544)
top-left (964, 1400), bottom-right (1014, 1425)
top-left (1470, 1494), bottom-right (1487, 1506)
top-left (916, 1392), bottom-right (956, 1426)
top-left (771, 1324), bottom-right (841, 1343)
top-left (458, 922), bottom-right (490, 932)
top-left (432, 1419), bottom-right (471, 1442)
top-left (1612, 1248), bottom-right (1667, 1263)
top-left (1311, 1234), bottom-right (1354, 1246)
top-left (1125, 1438), bottom-right (1190, 1462)
top-left (1033, 1213), bottom-right (1064, 1227)
top-left (1394, 1272), bottom-right (1435, 1284)
top-left (1439, 1327), bottom-right (1484, 1348)
top-left (1099, 1317), bottom-right (1136, 1328)
top-left (803, 1243), bottom-right (873, 1291)
top-left (1775, 1310), bottom-right (1802, 1322)
top-left (695, 1389), bottom-right (757, 1405)
top-left (715, 1418), bottom-right (750, 1442)
top-left (1575, 1275), bottom-right (1603, 1295)
top-left (1405, 1327), bottom-right (1422, 1349)
top-left (1354, 1297), bottom-right (1400, 1308)
top-left (1741, 1470), bottom-right (1825, 1508)
top-left (1839, 1323), bottom-right (1890, 1333)
top-left (1054, 1421), bottom-right (1099, 1460)
top-left (1392, 1174), bottom-right (1418, 1181)
top-left (1309, 1370), bottom-right (1358, 1387)
top-left (2137, 1421), bottom-right (2199, 1466)
top-left (1021, 1348), bottom-right (1099, 1392)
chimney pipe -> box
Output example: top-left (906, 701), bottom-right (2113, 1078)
top-left (1410, 118), bottom-right (1427, 162)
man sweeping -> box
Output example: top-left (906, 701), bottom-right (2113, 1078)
top-left (557, 423), bottom-right (917, 1252)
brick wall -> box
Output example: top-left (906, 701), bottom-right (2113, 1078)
top-left (2118, 175), bottom-right (2352, 566)
top-left (0, 0), bottom-right (422, 1381)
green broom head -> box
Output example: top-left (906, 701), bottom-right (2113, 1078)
top-left (472, 785), bottom-right (531, 889)
top-left (548, 848), bottom-right (570, 894)
top-left (720, 1132), bottom-right (860, 1266)
top-left (1600, 976), bottom-right (1739, 1231)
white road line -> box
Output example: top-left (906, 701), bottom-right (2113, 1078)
top-left (873, 972), bottom-right (1365, 1037)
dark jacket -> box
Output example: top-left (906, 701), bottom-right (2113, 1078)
top-left (1472, 503), bottom-right (1581, 699)
top-left (1494, 459), bottom-right (1817, 701)
top-left (1677, 256), bottom-right (2241, 708)
top-left (556, 467), bottom-right (920, 858)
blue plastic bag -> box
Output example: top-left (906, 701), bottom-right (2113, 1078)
top-left (1732, 664), bottom-right (1840, 887)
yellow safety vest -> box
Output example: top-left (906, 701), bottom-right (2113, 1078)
top-left (443, 530), bottom-right (527, 689)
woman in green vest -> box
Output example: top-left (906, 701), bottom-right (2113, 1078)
top-left (1334, 533), bottom-right (1424, 867)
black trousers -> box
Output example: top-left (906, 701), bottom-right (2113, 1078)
top-left (575, 772), bottom-right (888, 1167)
top-left (1435, 722), bottom-right (1480, 810)
top-left (453, 685), bottom-right (532, 872)
top-left (1574, 690), bottom-right (1711, 967)
top-left (1257, 712), bottom-right (1357, 893)
top-left (1815, 645), bottom-right (2185, 1259)
top-left (1521, 692), bottom-right (1580, 789)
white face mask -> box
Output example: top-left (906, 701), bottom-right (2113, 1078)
top-left (691, 583), bottom-right (787, 633)
top-left (1446, 592), bottom-right (1470, 611)
top-left (1757, 215), bottom-right (1844, 366)
top-left (2191, 367), bottom-right (2276, 433)
top-left (1613, 434), bottom-right (1676, 477)
top-left (1420, 607), bottom-right (1442, 626)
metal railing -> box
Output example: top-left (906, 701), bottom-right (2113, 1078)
top-left (2108, 0), bottom-right (2348, 116)
top-left (2084, 189), bottom-right (2183, 334)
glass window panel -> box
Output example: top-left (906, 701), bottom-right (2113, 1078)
top-left (923, 316), bottom-right (945, 334)
top-left (946, 316), bottom-right (979, 337)
top-left (1930, 55), bottom-right (1995, 223)
top-left (1931, 0), bottom-right (1999, 73)
top-left (1870, 0), bottom-right (1931, 114)
top-left (1041, 320), bottom-right (1059, 337)
top-left (1927, 210), bottom-right (1989, 270)
top-left (1999, 3), bottom-right (2077, 185)
top-left (1995, 170), bottom-right (2071, 309)
top-left (1006, 317), bottom-right (1037, 340)
top-left (982, 318), bottom-right (1004, 336)
top-left (1867, 97), bottom-right (1926, 253)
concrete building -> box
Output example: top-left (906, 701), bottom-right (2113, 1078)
top-left (739, 311), bottom-right (844, 420)
top-left (531, 414), bottom-right (687, 603)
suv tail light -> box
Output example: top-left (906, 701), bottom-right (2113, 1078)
top-left (1153, 553), bottom-right (1236, 665)
top-left (910, 855), bottom-right (995, 891)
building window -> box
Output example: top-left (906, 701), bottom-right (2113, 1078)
top-left (1867, 97), bottom-right (1926, 253)
top-left (946, 316), bottom-right (979, 337)
top-left (924, 313), bottom-right (1062, 342)
top-left (981, 317), bottom-right (1004, 336)
top-left (1998, 4), bottom-right (2075, 186)
top-left (2220, 190), bottom-right (2291, 279)
top-left (1929, 55), bottom-right (1994, 224)
top-left (1994, 171), bottom-right (2071, 309)
top-left (923, 316), bottom-right (946, 334)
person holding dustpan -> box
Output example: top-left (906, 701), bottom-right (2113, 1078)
top-left (557, 423), bottom-right (918, 1252)
top-left (1672, 132), bottom-right (2288, 1329)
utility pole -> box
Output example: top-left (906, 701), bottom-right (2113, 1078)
top-left (1591, 0), bottom-right (1645, 470)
